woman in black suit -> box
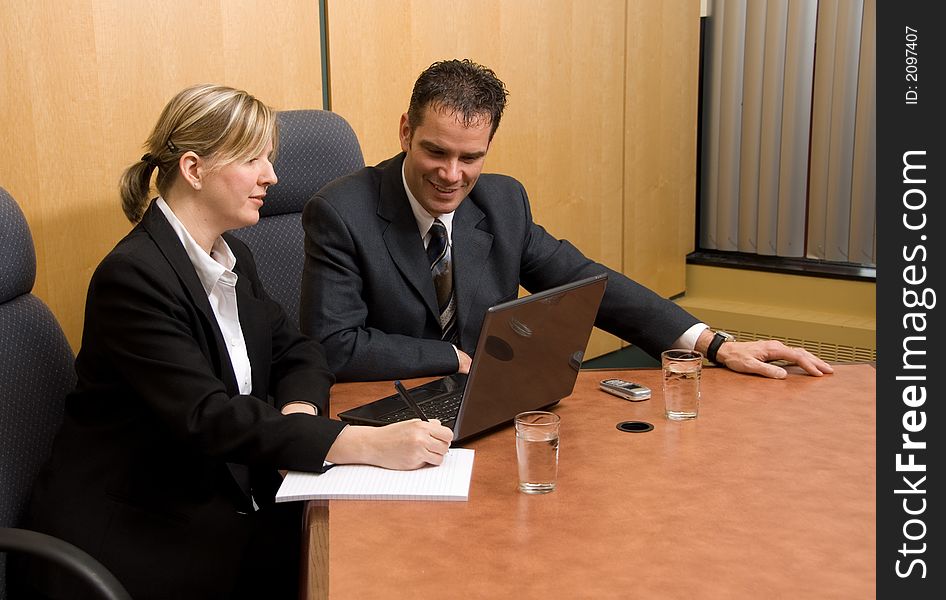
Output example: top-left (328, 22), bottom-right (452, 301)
top-left (13, 84), bottom-right (452, 600)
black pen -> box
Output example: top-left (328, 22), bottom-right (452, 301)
top-left (394, 380), bottom-right (428, 421)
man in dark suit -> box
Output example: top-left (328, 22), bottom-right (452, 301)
top-left (301, 59), bottom-right (832, 382)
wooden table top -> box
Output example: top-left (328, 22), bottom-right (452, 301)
top-left (304, 363), bottom-right (875, 599)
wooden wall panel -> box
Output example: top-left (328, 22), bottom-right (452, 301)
top-left (2, 0), bottom-right (701, 361)
top-left (326, 0), bottom-right (627, 358)
top-left (624, 0), bottom-right (701, 299)
top-left (0, 0), bottom-right (323, 349)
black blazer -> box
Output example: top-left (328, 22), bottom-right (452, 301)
top-left (20, 202), bottom-right (347, 599)
top-left (301, 153), bottom-right (699, 381)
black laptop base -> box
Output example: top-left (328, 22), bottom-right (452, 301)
top-left (339, 374), bottom-right (469, 427)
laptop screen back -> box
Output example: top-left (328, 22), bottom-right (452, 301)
top-left (451, 274), bottom-right (607, 440)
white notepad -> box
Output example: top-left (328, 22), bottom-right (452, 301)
top-left (275, 448), bottom-right (475, 502)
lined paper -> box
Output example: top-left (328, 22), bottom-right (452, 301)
top-left (275, 448), bottom-right (474, 502)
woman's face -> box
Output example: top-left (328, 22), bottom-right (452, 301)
top-left (200, 140), bottom-right (277, 233)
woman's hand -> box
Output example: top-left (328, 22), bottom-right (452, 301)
top-left (326, 419), bottom-right (455, 470)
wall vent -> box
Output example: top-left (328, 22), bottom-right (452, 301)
top-left (729, 329), bottom-right (875, 364)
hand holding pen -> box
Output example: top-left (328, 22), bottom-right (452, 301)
top-left (322, 381), bottom-right (453, 470)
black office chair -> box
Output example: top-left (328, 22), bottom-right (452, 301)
top-left (231, 109), bottom-right (365, 329)
top-left (0, 187), bottom-right (132, 600)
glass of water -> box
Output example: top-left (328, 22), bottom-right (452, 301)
top-left (515, 411), bottom-right (561, 494)
top-left (661, 349), bottom-right (703, 420)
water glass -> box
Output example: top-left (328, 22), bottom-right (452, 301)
top-left (515, 411), bottom-right (560, 494)
top-left (661, 349), bottom-right (703, 420)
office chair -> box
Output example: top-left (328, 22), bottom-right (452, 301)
top-left (0, 187), bottom-right (132, 600)
top-left (232, 109), bottom-right (365, 328)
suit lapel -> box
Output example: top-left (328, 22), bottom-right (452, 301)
top-left (140, 203), bottom-right (239, 395)
top-left (230, 254), bottom-right (271, 399)
top-left (378, 155), bottom-right (441, 320)
top-left (452, 199), bottom-right (493, 347)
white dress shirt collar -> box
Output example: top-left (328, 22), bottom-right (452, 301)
top-left (155, 197), bottom-right (237, 295)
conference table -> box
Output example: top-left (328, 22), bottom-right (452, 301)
top-left (302, 363), bottom-right (875, 599)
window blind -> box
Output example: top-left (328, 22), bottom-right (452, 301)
top-left (700, 0), bottom-right (875, 267)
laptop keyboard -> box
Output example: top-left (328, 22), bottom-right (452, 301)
top-left (378, 391), bottom-right (463, 425)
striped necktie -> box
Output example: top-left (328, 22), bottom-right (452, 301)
top-left (427, 219), bottom-right (458, 344)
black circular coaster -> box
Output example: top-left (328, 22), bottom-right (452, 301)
top-left (616, 420), bottom-right (654, 433)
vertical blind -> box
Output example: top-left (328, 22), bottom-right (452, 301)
top-left (700, 0), bottom-right (876, 266)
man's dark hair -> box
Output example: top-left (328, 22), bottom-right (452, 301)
top-left (407, 59), bottom-right (509, 139)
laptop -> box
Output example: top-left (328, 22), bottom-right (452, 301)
top-left (338, 273), bottom-right (608, 442)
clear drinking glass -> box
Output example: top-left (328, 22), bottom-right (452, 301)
top-left (515, 411), bottom-right (561, 494)
top-left (661, 350), bottom-right (703, 420)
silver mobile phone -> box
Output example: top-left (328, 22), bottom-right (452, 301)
top-left (599, 378), bottom-right (651, 401)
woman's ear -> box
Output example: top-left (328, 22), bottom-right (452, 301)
top-left (179, 151), bottom-right (203, 190)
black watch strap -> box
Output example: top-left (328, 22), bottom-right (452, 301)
top-left (706, 331), bottom-right (734, 365)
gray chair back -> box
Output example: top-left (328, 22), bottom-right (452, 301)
top-left (0, 187), bottom-right (76, 598)
top-left (231, 110), bottom-right (364, 328)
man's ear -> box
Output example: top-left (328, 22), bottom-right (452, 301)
top-left (398, 113), bottom-right (412, 153)
top-left (179, 151), bottom-right (203, 190)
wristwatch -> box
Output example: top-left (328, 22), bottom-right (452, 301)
top-left (706, 330), bottom-right (735, 365)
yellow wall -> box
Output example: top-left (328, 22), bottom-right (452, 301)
top-left (677, 265), bottom-right (876, 362)
top-left (2, 0), bottom-right (701, 359)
